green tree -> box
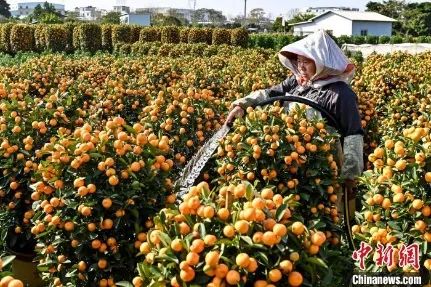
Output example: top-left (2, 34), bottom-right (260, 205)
top-left (30, 1), bottom-right (62, 22)
top-left (40, 12), bottom-right (62, 23)
top-left (272, 16), bottom-right (285, 32)
top-left (102, 11), bottom-right (121, 24)
top-left (192, 8), bottom-right (226, 25)
top-left (0, 0), bottom-right (10, 18)
top-left (366, 0), bottom-right (406, 34)
top-left (288, 13), bottom-right (315, 24)
top-left (152, 13), bottom-right (182, 26)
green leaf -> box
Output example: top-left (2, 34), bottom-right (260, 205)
top-left (0, 255), bottom-right (15, 268)
top-left (276, 203), bottom-right (287, 222)
top-left (116, 282), bottom-right (134, 287)
top-left (240, 236), bottom-right (253, 245)
top-left (306, 257), bottom-right (328, 269)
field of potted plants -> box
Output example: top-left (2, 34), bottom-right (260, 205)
top-left (0, 28), bottom-right (430, 286)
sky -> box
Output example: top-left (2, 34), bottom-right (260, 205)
top-left (6, 0), bottom-right (431, 18)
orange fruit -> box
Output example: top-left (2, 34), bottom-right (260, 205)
top-left (186, 252), bottom-right (199, 266)
top-left (7, 279), bottom-right (24, 287)
top-left (288, 271), bottom-right (303, 286)
top-left (205, 251), bottom-right (220, 267)
top-left (0, 276), bottom-right (14, 287)
top-left (280, 260), bottom-right (293, 273)
top-left (268, 269), bottom-right (282, 282)
top-left (234, 220), bottom-right (249, 234)
top-left (291, 222), bottom-right (305, 235)
top-left (273, 224), bottom-right (287, 237)
top-left (204, 234), bottom-right (217, 246)
top-left (215, 263), bottom-right (229, 278)
top-left (180, 266), bottom-right (195, 282)
top-left (171, 239), bottom-right (183, 252)
top-left (246, 257), bottom-right (258, 272)
top-left (226, 270), bottom-right (241, 285)
top-left (311, 231), bottom-right (326, 246)
top-left (97, 259), bottom-right (108, 269)
top-left (217, 208), bottom-right (230, 220)
top-left (236, 253), bottom-right (250, 268)
top-left (223, 225), bottom-right (235, 238)
top-left (102, 198), bottom-right (112, 209)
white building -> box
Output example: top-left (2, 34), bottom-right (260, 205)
top-left (120, 13), bottom-right (151, 26)
top-left (301, 6), bottom-right (359, 15)
top-left (75, 6), bottom-right (105, 21)
top-left (113, 5), bottom-right (130, 14)
top-left (10, 1), bottom-right (65, 18)
top-left (290, 11), bottom-right (396, 37)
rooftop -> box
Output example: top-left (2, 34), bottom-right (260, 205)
top-left (290, 11), bottom-right (396, 26)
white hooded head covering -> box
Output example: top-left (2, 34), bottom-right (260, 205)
top-left (278, 30), bottom-right (355, 88)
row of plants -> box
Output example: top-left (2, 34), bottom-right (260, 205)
top-left (0, 50), bottom-right (287, 286)
top-left (249, 33), bottom-right (431, 50)
top-left (350, 52), bottom-right (431, 283)
top-left (0, 23), bottom-right (248, 54)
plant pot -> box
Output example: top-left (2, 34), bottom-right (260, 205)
top-left (6, 248), bottom-right (45, 287)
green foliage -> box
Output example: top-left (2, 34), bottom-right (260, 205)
top-left (63, 22), bottom-right (76, 53)
top-left (212, 28), bottom-right (230, 45)
top-left (73, 23), bottom-right (101, 53)
top-left (45, 24), bottom-right (67, 52)
top-left (188, 27), bottom-right (208, 44)
top-left (101, 11), bottom-right (121, 24)
top-left (231, 28), bottom-right (248, 47)
top-left (378, 35), bottom-right (391, 44)
top-left (130, 25), bottom-right (141, 43)
top-left (0, 0), bottom-right (10, 18)
top-left (139, 27), bottom-right (160, 42)
top-left (160, 26), bottom-right (180, 44)
top-left (390, 35), bottom-right (403, 44)
top-left (0, 23), bottom-right (13, 53)
top-left (34, 25), bottom-right (46, 52)
top-left (179, 27), bottom-right (190, 43)
top-left (101, 24), bottom-right (113, 51)
top-left (272, 17), bottom-right (285, 32)
top-left (10, 24), bottom-right (34, 53)
top-left (112, 24), bottom-right (132, 45)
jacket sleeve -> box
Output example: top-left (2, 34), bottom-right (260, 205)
top-left (332, 85), bottom-right (364, 180)
top-left (341, 134), bottom-right (364, 180)
top-left (231, 76), bottom-right (297, 109)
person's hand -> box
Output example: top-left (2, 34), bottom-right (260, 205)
top-left (344, 178), bottom-right (357, 200)
top-left (226, 106), bottom-right (244, 126)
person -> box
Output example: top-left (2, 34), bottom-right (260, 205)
top-left (226, 30), bottom-right (364, 208)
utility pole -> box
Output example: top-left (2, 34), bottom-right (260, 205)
top-left (243, 0), bottom-right (247, 26)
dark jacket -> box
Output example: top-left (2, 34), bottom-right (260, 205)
top-left (265, 75), bottom-right (363, 138)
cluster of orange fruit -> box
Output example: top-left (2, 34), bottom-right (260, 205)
top-left (134, 181), bottom-right (330, 287)
top-left (29, 117), bottom-right (175, 286)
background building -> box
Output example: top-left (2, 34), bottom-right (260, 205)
top-left (291, 11), bottom-right (396, 37)
top-left (10, 1), bottom-right (65, 18)
top-left (120, 13), bottom-right (151, 26)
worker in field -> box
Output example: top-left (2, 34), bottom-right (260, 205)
top-left (226, 30), bottom-right (363, 225)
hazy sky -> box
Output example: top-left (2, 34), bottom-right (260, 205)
top-left (6, 0), bottom-right (430, 18)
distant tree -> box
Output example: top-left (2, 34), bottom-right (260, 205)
top-left (249, 8), bottom-right (265, 22)
top-left (402, 2), bottom-right (431, 36)
top-left (64, 11), bottom-right (80, 22)
top-left (40, 12), bottom-right (62, 23)
top-left (366, 0), bottom-right (406, 34)
top-left (0, 0), bottom-right (11, 18)
top-left (30, 1), bottom-right (62, 22)
top-left (192, 8), bottom-right (226, 25)
top-left (288, 13), bottom-right (315, 24)
top-left (152, 13), bottom-right (182, 26)
top-left (102, 11), bottom-right (121, 24)
top-left (272, 17), bottom-right (284, 32)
